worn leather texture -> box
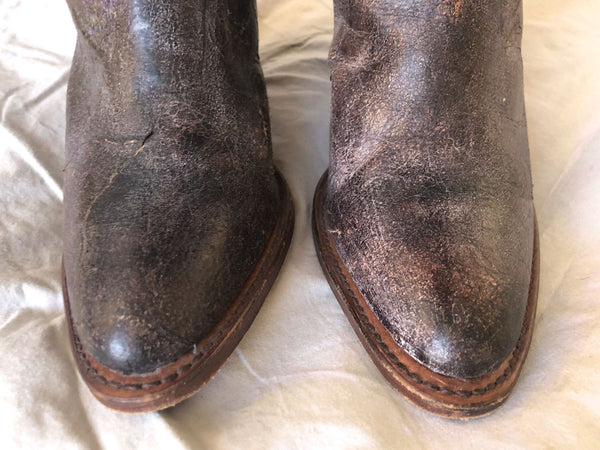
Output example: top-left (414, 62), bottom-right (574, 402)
top-left (325, 0), bottom-right (535, 379)
top-left (63, 0), bottom-right (280, 374)
top-left (3, 0), bottom-right (600, 445)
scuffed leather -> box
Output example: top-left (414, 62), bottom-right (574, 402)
top-left (63, 0), bottom-right (280, 374)
top-left (325, 0), bottom-right (534, 379)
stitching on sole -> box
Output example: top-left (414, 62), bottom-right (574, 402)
top-left (71, 329), bottom-right (204, 391)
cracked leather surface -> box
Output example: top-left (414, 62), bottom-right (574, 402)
top-left (63, 0), bottom-right (280, 374)
top-left (325, 0), bottom-right (535, 379)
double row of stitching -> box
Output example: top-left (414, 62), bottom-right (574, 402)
top-left (317, 190), bottom-right (530, 398)
top-left (69, 301), bottom-right (235, 391)
top-left (72, 333), bottom-right (204, 391)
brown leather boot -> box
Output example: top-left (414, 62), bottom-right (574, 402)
top-left (63, 0), bottom-right (294, 412)
top-left (313, 0), bottom-right (539, 418)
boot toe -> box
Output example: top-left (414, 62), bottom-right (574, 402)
top-left (314, 172), bottom-right (538, 417)
top-left (324, 175), bottom-right (535, 380)
top-left (63, 171), bottom-right (294, 411)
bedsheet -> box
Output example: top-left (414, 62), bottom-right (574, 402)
top-left (1, 0), bottom-right (599, 448)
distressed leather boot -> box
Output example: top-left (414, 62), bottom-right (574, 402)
top-left (313, 0), bottom-right (539, 418)
top-left (63, 0), bottom-right (294, 412)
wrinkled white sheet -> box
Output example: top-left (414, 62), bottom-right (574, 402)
top-left (1, 0), bottom-right (599, 447)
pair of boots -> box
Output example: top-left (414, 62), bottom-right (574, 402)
top-left (63, 0), bottom-right (538, 419)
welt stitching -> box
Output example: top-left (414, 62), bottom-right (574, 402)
top-left (73, 331), bottom-right (204, 391)
top-left (71, 300), bottom-right (236, 391)
top-left (318, 189), bottom-right (529, 398)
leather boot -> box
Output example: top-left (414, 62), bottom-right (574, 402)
top-left (313, 0), bottom-right (539, 418)
top-left (63, 0), bottom-right (294, 412)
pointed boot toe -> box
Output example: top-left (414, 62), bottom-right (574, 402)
top-left (63, 0), bottom-right (294, 412)
top-left (314, 173), bottom-right (538, 418)
top-left (314, 0), bottom-right (539, 418)
top-left (64, 171), bottom-right (293, 412)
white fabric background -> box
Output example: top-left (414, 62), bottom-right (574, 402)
top-left (1, 0), bottom-right (599, 448)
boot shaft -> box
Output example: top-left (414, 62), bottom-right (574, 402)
top-left (66, 0), bottom-right (270, 159)
top-left (328, 0), bottom-right (531, 196)
top-left (66, 0), bottom-right (261, 82)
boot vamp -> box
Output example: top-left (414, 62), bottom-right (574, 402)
top-left (326, 151), bottom-right (534, 380)
top-left (64, 135), bottom-right (278, 375)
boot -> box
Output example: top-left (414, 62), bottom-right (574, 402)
top-left (313, 0), bottom-right (539, 418)
top-left (63, 0), bottom-right (294, 412)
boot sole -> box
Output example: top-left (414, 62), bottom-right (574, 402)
top-left (312, 171), bottom-right (539, 419)
top-left (63, 170), bottom-right (295, 413)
